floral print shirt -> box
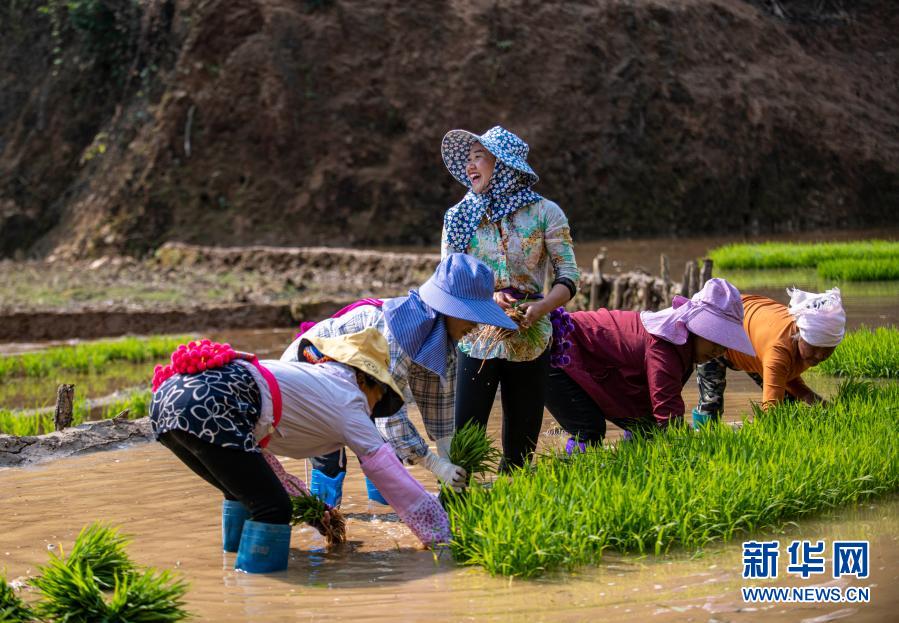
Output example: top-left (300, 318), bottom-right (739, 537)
top-left (442, 198), bottom-right (579, 361)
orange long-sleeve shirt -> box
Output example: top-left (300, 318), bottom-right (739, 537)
top-left (725, 295), bottom-right (815, 409)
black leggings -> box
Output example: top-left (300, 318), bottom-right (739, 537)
top-left (454, 348), bottom-right (550, 470)
top-left (159, 430), bottom-right (291, 524)
top-left (544, 367), bottom-right (657, 443)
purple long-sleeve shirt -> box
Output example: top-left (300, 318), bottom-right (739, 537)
top-left (563, 309), bottom-right (694, 427)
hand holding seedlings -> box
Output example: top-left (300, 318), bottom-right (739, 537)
top-left (290, 492), bottom-right (347, 546)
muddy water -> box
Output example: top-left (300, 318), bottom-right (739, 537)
top-left (1, 420), bottom-right (896, 622)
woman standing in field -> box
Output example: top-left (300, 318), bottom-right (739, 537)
top-left (692, 287), bottom-right (846, 425)
top-left (544, 278), bottom-right (755, 448)
top-left (441, 126), bottom-right (579, 469)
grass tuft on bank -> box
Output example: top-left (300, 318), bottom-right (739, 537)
top-left (0, 391), bottom-right (151, 436)
top-left (0, 336), bottom-right (191, 382)
top-left (817, 258), bottom-right (899, 282)
top-left (446, 381), bottom-right (899, 578)
top-left (817, 326), bottom-right (899, 378)
top-left (708, 240), bottom-right (899, 271)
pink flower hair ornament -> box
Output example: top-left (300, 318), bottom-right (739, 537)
top-left (152, 339), bottom-right (242, 391)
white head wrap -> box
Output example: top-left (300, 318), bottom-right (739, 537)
top-left (787, 287), bottom-right (846, 347)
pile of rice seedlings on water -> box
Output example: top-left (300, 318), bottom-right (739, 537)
top-left (290, 493), bottom-right (347, 546)
top-left (471, 298), bottom-right (546, 363)
top-left (446, 382), bottom-right (899, 578)
top-left (439, 421), bottom-right (502, 505)
top-left (817, 258), bottom-right (899, 281)
top-left (1, 574), bottom-right (33, 623)
top-left (26, 522), bottom-right (190, 622)
top-left (707, 239), bottom-right (899, 270)
top-left (816, 326), bottom-right (899, 378)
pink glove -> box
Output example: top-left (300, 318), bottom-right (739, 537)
top-left (360, 444), bottom-right (451, 547)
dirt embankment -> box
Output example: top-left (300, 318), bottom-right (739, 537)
top-left (1, 1), bottom-right (897, 259)
top-left (0, 243), bottom-right (440, 340)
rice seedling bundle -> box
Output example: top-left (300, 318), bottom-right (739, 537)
top-left (446, 382), bottom-right (899, 577)
top-left (0, 574), bottom-right (33, 622)
top-left (448, 421), bottom-right (502, 485)
top-left (28, 523), bottom-right (189, 622)
top-left (707, 240), bottom-right (899, 270)
top-left (817, 258), bottom-right (899, 281)
top-left (290, 493), bottom-right (347, 546)
top-left (817, 326), bottom-right (899, 378)
top-left (471, 301), bottom-right (546, 361)
top-left (439, 422), bottom-right (502, 505)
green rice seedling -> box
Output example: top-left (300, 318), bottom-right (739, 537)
top-left (0, 574), bottom-right (33, 623)
top-left (290, 493), bottom-right (347, 546)
top-left (449, 421), bottom-right (502, 485)
top-left (446, 384), bottom-right (899, 577)
top-left (707, 240), bottom-right (899, 270)
top-left (817, 326), bottom-right (899, 378)
top-left (30, 522), bottom-right (189, 622)
top-left (66, 523), bottom-right (135, 590)
top-left (0, 335), bottom-right (192, 382)
top-left (817, 258), bottom-right (899, 281)
top-left (439, 421), bottom-right (501, 506)
top-left (104, 568), bottom-right (189, 622)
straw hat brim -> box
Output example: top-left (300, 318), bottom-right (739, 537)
top-left (300, 332), bottom-right (405, 418)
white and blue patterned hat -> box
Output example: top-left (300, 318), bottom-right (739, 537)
top-left (441, 126), bottom-right (539, 189)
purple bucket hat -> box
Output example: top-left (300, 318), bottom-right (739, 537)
top-left (640, 278), bottom-right (755, 356)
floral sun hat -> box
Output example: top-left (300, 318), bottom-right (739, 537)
top-left (441, 126), bottom-right (543, 252)
top-left (441, 125), bottom-right (539, 189)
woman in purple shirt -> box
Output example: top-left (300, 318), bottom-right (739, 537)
top-left (544, 279), bottom-right (755, 449)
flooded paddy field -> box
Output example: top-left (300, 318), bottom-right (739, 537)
top-left (1, 406), bottom-right (896, 622)
top-left (1, 232), bottom-right (896, 620)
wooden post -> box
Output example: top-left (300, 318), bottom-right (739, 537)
top-left (680, 262), bottom-right (692, 297)
top-left (700, 258), bottom-right (713, 286)
top-left (659, 254), bottom-right (670, 306)
top-left (610, 277), bottom-right (622, 310)
top-left (589, 254), bottom-right (605, 310)
top-left (690, 260), bottom-right (701, 295)
top-left (54, 384), bottom-right (75, 431)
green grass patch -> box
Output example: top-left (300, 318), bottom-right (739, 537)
top-left (0, 362), bottom-right (151, 411)
top-left (715, 269), bottom-right (899, 296)
top-left (817, 258), bottom-right (899, 282)
top-left (0, 390), bottom-right (151, 436)
top-left (445, 381), bottom-right (899, 577)
top-left (0, 335), bottom-right (191, 383)
top-left (817, 326), bottom-right (899, 378)
top-left (708, 240), bottom-right (899, 270)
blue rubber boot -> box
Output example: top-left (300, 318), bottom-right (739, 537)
top-left (310, 469), bottom-right (345, 508)
top-left (222, 500), bottom-right (250, 553)
top-left (365, 477), bottom-right (389, 505)
top-left (234, 521), bottom-right (291, 573)
top-left (692, 408), bottom-right (716, 429)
